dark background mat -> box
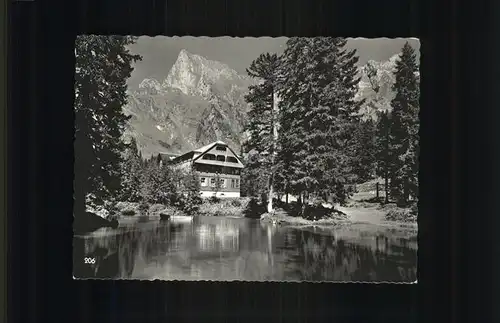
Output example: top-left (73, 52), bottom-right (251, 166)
top-left (7, 0), bottom-right (496, 321)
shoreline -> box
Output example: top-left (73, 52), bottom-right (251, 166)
top-left (90, 195), bottom-right (417, 230)
top-left (260, 212), bottom-right (418, 229)
top-left (116, 212), bottom-right (417, 229)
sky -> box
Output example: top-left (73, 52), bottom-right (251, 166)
top-left (127, 37), bottom-right (420, 89)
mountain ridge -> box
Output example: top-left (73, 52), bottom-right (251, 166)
top-left (123, 49), bottom-right (257, 158)
top-left (124, 50), bottom-right (412, 158)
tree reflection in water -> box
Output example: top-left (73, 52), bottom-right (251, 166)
top-left (73, 217), bottom-right (417, 281)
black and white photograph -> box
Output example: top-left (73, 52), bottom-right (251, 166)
top-left (73, 36), bottom-right (419, 282)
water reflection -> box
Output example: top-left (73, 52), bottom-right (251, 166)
top-left (73, 216), bottom-right (417, 282)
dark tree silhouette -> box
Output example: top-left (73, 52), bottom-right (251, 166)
top-left (74, 35), bottom-right (141, 216)
top-left (388, 42), bottom-right (420, 205)
top-left (243, 53), bottom-right (280, 212)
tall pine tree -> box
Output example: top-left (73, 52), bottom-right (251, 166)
top-left (119, 137), bottom-right (143, 202)
top-left (276, 38), bottom-right (319, 205)
top-left (277, 37), bottom-right (363, 208)
top-left (240, 151), bottom-right (271, 198)
top-left (332, 38), bottom-right (366, 188)
top-left (388, 42), bottom-right (420, 205)
top-left (74, 35), bottom-right (141, 215)
top-left (243, 53), bottom-right (280, 212)
top-left (350, 119), bottom-right (377, 183)
top-left (375, 111), bottom-right (394, 203)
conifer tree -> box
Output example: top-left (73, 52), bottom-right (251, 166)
top-left (375, 111), bottom-right (393, 203)
top-left (276, 38), bottom-right (323, 206)
top-left (74, 35), bottom-right (141, 215)
top-left (332, 38), bottom-right (366, 187)
top-left (277, 37), bottom-right (362, 208)
top-left (350, 119), bottom-right (377, 183)
top-left (240, 152), bottom-right (270, 198)
top-left (119, 137), bottom-right (143, 202)
top-left (243, 53), bottom-right (280, 212)
top-left (388, 42), bottom-right (420, 205)
top-left (179, 169), bottom-right (203, 215)
top-left (139, 162), bottom-right (178, 206)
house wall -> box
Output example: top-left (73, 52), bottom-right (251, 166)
top-left (201, 191), bottom-right (240, 198)
top-left (197, 170), bottom-right (240, 196)
top-left (160, 142), bottom-right (244, 199)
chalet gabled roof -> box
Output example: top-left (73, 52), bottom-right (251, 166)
top-left (168, 140), bottom-right (244, 166)
top-left (192, 141), bottom-right (244, 166)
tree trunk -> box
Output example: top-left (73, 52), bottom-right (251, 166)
top-left (267, 178), bottom-right (274, 213)
top-left (384, 172), bottom-right (389, 204)
top-left (301, 191), bottom-right (308, 213)
top-left (267, 89), bottom-right (279, 214)
top-left (384, 126), bottom-right (390, 204)
top-left (403, 180), bottom-right (409, 206)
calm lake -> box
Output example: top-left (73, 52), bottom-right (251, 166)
top-left (73, 216), bottom-right (418, 282)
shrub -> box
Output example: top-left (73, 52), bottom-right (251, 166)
top-left (242, 197), bottom-right (266, 218)
top-left (180, 194), bottom-right (203, 215)
top-left (230, 199), bottom-right (242, 207)
top-left (121, 209), bottom-right (136, 216)
top-left (385, 207), bottom-right (417, 223)
top-left (199, 203), bottom-right (242, 217)
top-left (208, 196), bottom-right (221, 204)
top-left (149, 203), bottom-right (167, 216)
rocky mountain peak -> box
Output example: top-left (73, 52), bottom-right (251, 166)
top-left (356, 52), bottom-right (419, 120)
top-left (124, 50), bottom-right (255, 158)
top-left (124, 51), bottom-right (409, 158)
top-left (162, 49), bottom-right (243, 97)
top-left (138, 78), bottom-right (164, 95)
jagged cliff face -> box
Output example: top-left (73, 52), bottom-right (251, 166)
top-left (356, 53), bottom-right (420, 121)
top-left (123, 49), bottom-right (256, 158)
top-left (124, 50), bottom-right (411, 158)
top-left (356, 54), bottom-right (399, 121)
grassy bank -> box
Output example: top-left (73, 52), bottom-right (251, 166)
top-left (381, 203), bottom-right (418, 223)
top-left (88, 197), bottom-right (252, 221)
top-left (256, 179), bottom-right (418, 228)
top-left (347, 178), bottom-right (418, 225)
top-left (114, 202), bottom-right (181, 219)
top-left (260, 208), bottom-right (350, 227)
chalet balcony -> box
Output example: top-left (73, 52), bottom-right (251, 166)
top-left (194, 164), bottom-right (241, 176)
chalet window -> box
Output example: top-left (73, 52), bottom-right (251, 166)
top-left (200, 177), bottom-right (207, 187)
top-left (227, 156), bottom-right (238, 163)
top-left (210, 178), bottom-right (216, 187)
top-left (216, 155), bottom-right (225, 162)
top-left (203, 154), bottom-right (216, 160)
top-left (215, 145), bottom-right (226, 151)
top-left (231, 179), bottom-right (236, 188)
top-left (219, 178), bottom-right (226, 188)
top-left (235, 179), bottom-right (240, 189)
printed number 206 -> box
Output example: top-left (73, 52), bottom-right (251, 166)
top-left (84, 257), bottom-right (96, 264)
